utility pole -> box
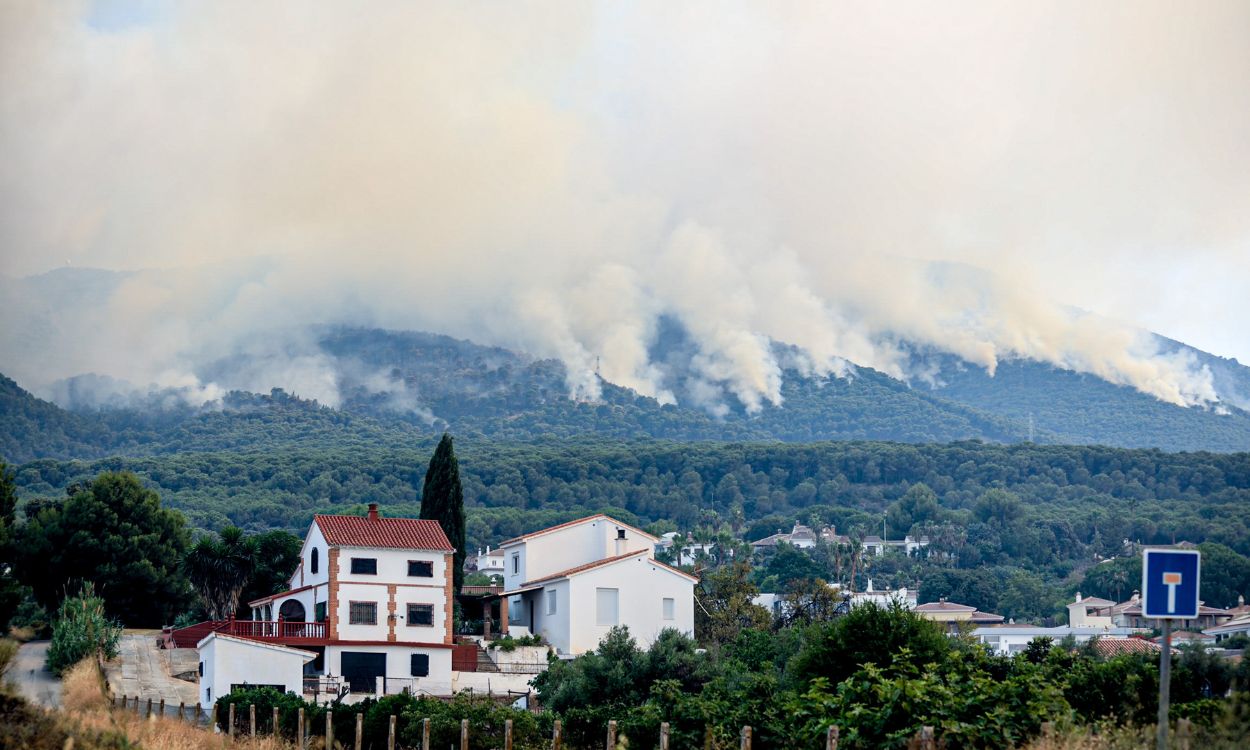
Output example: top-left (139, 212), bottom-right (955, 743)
top-left (1157, 618), bottom-right (1172, 750)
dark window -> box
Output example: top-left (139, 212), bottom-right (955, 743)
top-left (512, 554), bottom-right (519, 574)
top-left (351, 558), bottom-right (377, 575)
top-left (310, 548), bottom-right (319, 574)
top-left (314, 601), bottom-right (327, 623)
top-left (349, 601), bottom-right (377, 625)
top-left (617, 529), bottom-right (626, 539)
top-left (407, 604), bottom-right (434, 626)
top-left (408, 560), bottom-right (433, 578)
top-left (410, 654), bottom-right (429, 677)
top-left (198, 661), bottom-right (204, 677)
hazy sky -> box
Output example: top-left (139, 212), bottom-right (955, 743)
top-left (1, 1), bottom-right (1248, 410)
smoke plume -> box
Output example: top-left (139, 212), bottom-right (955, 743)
top-left (2, 1), bottom-right (1247, 413)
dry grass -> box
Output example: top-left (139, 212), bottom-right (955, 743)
top-left (53, 658), bottom-right (309, 750)
top-left (7, 625), bottom-right (37, 643)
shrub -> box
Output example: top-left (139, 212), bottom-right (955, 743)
top-left (0, 638), bottom-right (17, 682)
top-left (45, 583), bottom-right (121, 676)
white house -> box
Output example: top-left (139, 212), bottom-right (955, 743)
top-left (194, 504), bottom-right (458, 700)
top-left (861, 534), bottom-right (930, 557)
top-left (500, 514), bottom-right (697, 655)
top-left (197, 633), bottom-right (316, 707)
top-left (468, 546), bottom-right (507, 578)
top-left (972, 625), bottom-right (1142, 656)
top-left (1204, 613), bottom-right (1250, 644)
top-left (1066, 593), bottom-right (1115, 628)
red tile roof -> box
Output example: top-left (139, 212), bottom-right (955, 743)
top-left (498, 514), bottom-right (658, 547)
top-left (314, 514), bottom-right (454, 551)
top-left (1089, 638), bottom-right (1161, 657)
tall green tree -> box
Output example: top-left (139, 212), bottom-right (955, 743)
top-left (239, 530), bottom-right (303, 617)
top-left (0, 462), bottom-right (22, 630)
top-left (16, 472), bottom-right (191, 626)
top-left (421, 434), bottom-right (467, 593)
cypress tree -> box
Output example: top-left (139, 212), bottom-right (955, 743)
top-left (421, 434), bottom-right (466, 594)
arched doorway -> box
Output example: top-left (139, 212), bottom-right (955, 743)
top-left (279, 599), bottom-right (306, 622)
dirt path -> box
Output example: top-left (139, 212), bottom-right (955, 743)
top-left (13, 640), bottom-right (61, 708)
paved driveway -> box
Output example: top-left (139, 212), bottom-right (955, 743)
top-left (103, 633), bottom-right (200, 708)
top-left (13, 640), bottom-right (61, 707)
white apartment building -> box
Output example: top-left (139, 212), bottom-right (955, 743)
top-left (500, 515), bottom-right (697, 655)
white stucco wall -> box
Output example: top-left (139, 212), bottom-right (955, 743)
top-left (333, 546), bottom-right (450, 643)
top-left (324, 645), bottom-right (453, 695)
top-left (197, 634), bottom-right (314, 707)
top-left (503, 518), bottom-right (654, 591)
top-left (559, 556), bottom-right (694, 655)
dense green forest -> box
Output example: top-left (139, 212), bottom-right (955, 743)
top-left (10, 439), bottom-right (1250, 622)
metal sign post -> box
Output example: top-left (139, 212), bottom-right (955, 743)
top-left (1141, 548), bottom-right (1201, 750)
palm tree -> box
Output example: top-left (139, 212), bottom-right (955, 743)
top-left (185, 527), bottom-right (257, 620)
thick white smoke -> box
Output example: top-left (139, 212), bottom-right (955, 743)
top-left (1, 1), bottom-right (1246, 413)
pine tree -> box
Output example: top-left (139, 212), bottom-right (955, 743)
top-left (421, 434), bottom-right (466, 594)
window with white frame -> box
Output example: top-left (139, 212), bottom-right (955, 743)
top-left (595, 588), bottom-right (619, 626)
top-left (512, 554), bottom-right (519, 574)
top-left (547, 589), bottom-right (557, 615)
top-left (662, 597), bottom-right (675, 620)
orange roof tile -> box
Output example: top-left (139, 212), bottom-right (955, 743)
top-left (314, 514), bottom-right (453, 551)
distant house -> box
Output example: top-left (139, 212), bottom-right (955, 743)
top-left (913, 599), bottom-right (1004, 633)
top-left (862, 534), bottom-right (930, 557)
top-left (500, 514), bottom-right (697, 656)
top-left (751, 523), bottom-right (820, 551)
top-left (466, 546), bottom-right (506, 578)
top-left (1204, 613), bottom-right (1250, 644)
top-left (849, 580), bottom-right (917, 610)
top-left (1089, 592), bottom-right (1231, 630)
top-left (972, 625), bottom-right (1142, 656)
top-left (656, 533), bottom-right (718, 566)
top-left (1155, 630), bottom-right (1216, 649)
top-left (1066, 593), bottom-right (1116, 628)
top-left (1087, 638), bottom-right (1161, 657)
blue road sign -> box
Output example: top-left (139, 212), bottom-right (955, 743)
top-left (1141, 548), bottom-right (1201, 619)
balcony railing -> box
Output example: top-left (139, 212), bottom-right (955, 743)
top-left (223, 619), bottom-right (328, 641)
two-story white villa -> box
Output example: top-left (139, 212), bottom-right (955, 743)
top-left (499, 514), bottom-right (697, 656)
top-left (196, 504), bottom-right (457, 705)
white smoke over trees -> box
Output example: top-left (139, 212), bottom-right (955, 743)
top-left (1, 1), bottom-right (1247, 413)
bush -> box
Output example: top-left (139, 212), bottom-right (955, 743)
top-left (0, 638), bottom-right (17, 682)
top-left (213, 686), bottom-right (315, 736)
top-left (45, 583), bottom-right (121, 676)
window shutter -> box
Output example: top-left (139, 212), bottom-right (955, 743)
top-left (410, 653), bottom-right (430, 677)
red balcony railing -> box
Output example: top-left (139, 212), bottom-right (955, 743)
top-left (222, 619), bottom-right (328, 641)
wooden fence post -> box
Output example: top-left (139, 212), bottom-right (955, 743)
top-left (1177, 718), bottom-right (1192, 750)
top-left (553, 718), bottom-right (563, 750)
top-left (740, 725), bottom-right (752, 750)
top-left (506, 718), bottom-right (514, 750)
top-left (704, 725), bottom-right (713, 750)
top-left (422, 716), bottom-right (430, 750)
top-left (159, 698), bottom-right (165, 718)
top-left (660, 722), bottom-right (669, 750)
top-left (326, 709), bottom-right (334, 748)
top-left (178, 701), bottom-right (184, 721)
top-left (920, 725), bottom-right (934, 750)
top-left (209, 703), bottom-right (217, 732)
top-left (826, 725), bottom-right (839, 750)
top-left (250, 704), bottom-right (257, 737)
top-left (298, 707), bottom-right (305, 747)
top-left (461, 718), bottom-right (469, 750)
top-left (388, 714), bottom-right (397, 750)
top-left (607, 719), bottom-right (617, 750)
top-left (146, 697), bottom-right (153, 719)
top-left (228, 703), bottom-right (235, 738)
top-left (356, 712), bottom-right (364, 750)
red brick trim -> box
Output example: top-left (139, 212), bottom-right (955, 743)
top-left (387, 585), bottom-right (397, 642)
top-left (327, 548), bottom-right (340, 640)
top-left (444, 552), bottom-right (454, 645)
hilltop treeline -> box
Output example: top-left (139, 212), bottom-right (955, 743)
top-left (10, 440), bottom-right (1250, 622)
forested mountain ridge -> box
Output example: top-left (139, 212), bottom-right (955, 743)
top-left (6, 326), bottom-right (1250, 459)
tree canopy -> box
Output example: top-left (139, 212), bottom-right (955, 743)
top-left (421, 434), bottom-right (467, 593)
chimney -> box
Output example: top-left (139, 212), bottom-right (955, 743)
top-left (367, 503), bottom-right (379, 521)
top-left (1076, 592), bottom-right (1082, 603)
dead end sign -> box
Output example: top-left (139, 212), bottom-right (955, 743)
top-left (1141, 548), bottom-right (1201, 619)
